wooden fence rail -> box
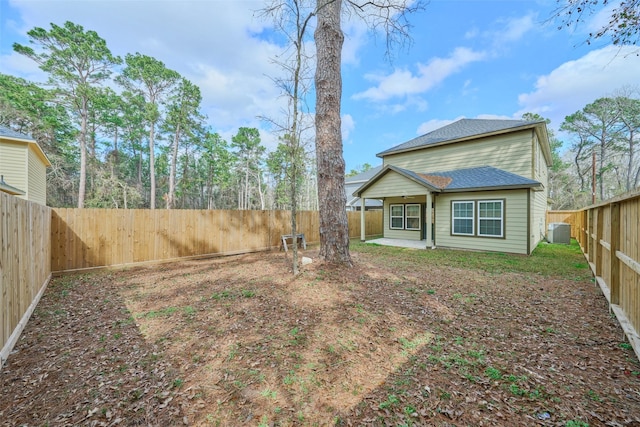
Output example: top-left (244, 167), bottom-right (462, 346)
top-left (550, 191), bottom-right (640, 361)
top-left (50, 209), bottom-right (383, 272)
top-left (1, 193), bottom-right (51, 367)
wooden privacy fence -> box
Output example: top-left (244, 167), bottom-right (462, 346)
top-left (553, 191), bottom-right (640, 360)
top-left (1, 193), bottom-right (51, 367)
top-left (51, 209), bottom-right (383, 272)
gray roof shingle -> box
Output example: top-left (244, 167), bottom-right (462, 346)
top-left (354, 165), bottom-right (541, 196)
top-left (377, 118), bottom-right (542, 157)
top-left (426, 166), bottom-right (541, 191)
top-left (0, 126), bottom-right (35, 141)
top-left (345, 165), bottom-right (383, 183)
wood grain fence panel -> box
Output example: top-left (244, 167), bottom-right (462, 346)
top-left (1, 193), bottom-right (51, 368)
top-left (49, 208), bottom-right (383, 270)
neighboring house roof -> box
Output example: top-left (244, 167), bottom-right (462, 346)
top-left (377, 118), bottom-right (549, 161)
top-left (345, 165), bottom-right (383, 184)
top-left (0, 126), bottom-right (36, 141)
top-left (354, 165), bottom-right (542, 197)
top-left (345, 165), bottom-right (383, 208)
top-left (0, 125), bottom-right (51, 167)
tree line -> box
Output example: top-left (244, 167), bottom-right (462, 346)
top-left (549, 89), bottom-right (640, 209)
top-left (0, 21), bottom-right (319, 211)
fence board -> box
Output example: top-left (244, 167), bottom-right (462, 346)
top-left (49, 209), bottom-right (383, 272)
top-left (0, 193), bottom-right (51, 369)
top-left (551, 192), bottom-right (640, 362)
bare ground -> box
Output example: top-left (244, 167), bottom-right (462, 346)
top-left (1, 246), bottom-right (639, 426)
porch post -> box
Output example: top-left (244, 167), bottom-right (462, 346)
top-left (360, 197), bottom-right (366, 242)
top-left (425, 191), bottom-right (433, 248)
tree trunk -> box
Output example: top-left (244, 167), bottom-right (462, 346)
top-left (149, 122), bottom-right (156, 209)
top-left (314, 0), bottom-right (352, 266)
top-left (168, 123), bottom-right (180, 209)
top-left (78, 99), bottom-right (88, 208)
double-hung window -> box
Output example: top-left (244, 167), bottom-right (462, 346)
top-left (389, 203), bottom-right (422, 230)
top-left (452, 201), bottom-right (474, 236)
top-left (478, 200), bottom-right (504, 237)
top-left (390, 204), bottom-right (404, 229)
top-left (405, 204), bottom-right (421, 230)
top-left (451, 199), bottom-right (504, 238)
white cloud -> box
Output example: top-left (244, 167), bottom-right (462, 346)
top-left (342, 113), bottom-right (355, 143)
top-left (516, 45), bottom-right (640, 127)
top-left (493, 13), bottom-right (537, 45)
top-left (353, 47), bottom-right (486, 102)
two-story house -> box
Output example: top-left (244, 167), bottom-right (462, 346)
top-left (354, 119), bottom-right (551, 255)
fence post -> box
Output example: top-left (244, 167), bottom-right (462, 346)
top-left (610, 202), bottom-right (620, 305)
top-left (595, 207), bottom-right (603, 278)
top-left (586, 209), bottom-right (593, 263)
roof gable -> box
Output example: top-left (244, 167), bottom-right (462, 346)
top-left (377, 118), bottom-right (545, 157)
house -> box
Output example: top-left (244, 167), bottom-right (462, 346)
top-left (345, 165), bottom-right (383, 210)
top-left (0, 126), bottom-right (51, 205)
top-left (354, 119), bottom-right (551, 255)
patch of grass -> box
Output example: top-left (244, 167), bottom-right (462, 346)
top-left (485, 366), bottom-right (502, 380)
top-left (587, 389), bottom-right (601, 402)
top-left (350, 238), bottom-right (591, 279)
top-left (260, 388), bottom-right (277, 400)
top-left (619, 342), bottom-right (633, 350)
top-left (565, 421), bottom-right (589, 427)
top-left (137, 306), bottom-right (179, 318)
top-left (378, 394), bottom-right (400, 409)
top-left (241, 289), bottom-right (256, 298)
top-left (172, 378), bottom-right (184, 389)
top-left (210, 290), bottom-right (232, 300)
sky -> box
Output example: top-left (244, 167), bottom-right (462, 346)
top-left (1, 0), bottom-right (639, 172)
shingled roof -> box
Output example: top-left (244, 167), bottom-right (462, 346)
top-left (353, 165), bottom-right (542, 196)
top-left (377, 118), bottom-right (544, 157)
top-left (0, 126), bottom-right (35, 141)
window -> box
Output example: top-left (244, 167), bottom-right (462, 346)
top-left (478, 200), bottom-right (504, 237)
top-left (452, 201), bottom-right (474, 235)
top-left (390, 204), bottom-right (404, 229)
top-left (405, 204), bottom-right (421, 230)
top-left (389, 203), bottom-right (422, 231)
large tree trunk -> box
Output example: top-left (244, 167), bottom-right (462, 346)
top-left (314, 0), bottom-right (352, 266)
top-left (149, 122), bottom-right (156, 209)
top-left (78, 103), bottom-right (87, 208)
top-left (168, 123), bottom-right (180, 209)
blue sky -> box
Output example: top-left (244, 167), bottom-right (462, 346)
top-left (1, 0), bottom-right (639, 172)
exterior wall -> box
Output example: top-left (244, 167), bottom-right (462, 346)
top-left (383, 196), bottom-right (426, 240)
top-left (383, 130), bottom-right (535, 178)
top-left (0, 140), bottom-right (27, 192)
top-left (529, 135), bottom-right (550, 252)
top-left (27, 147), bottom-right (47, 205)
top-left (361, 171), bottom-right (428, 198)
top-left (434, 189), bottom-right (530, 254)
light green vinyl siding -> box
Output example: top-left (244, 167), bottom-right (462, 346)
top-left (383, 197), bottom-right (425, 240)
top-left (383, 130), bottom-right (534, 178)
top-left (361, 170), bottom-right (429, 198)
top-left (27, 147), bottom-right (47, 205)
top-left (530, 137), bottom-right (549, 252)
top-left (0, 140), bottom-right (27, 192)
top-left (435, 190), bottom-right (529, 254)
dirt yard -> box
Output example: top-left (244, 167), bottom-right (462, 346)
top-left (1, 243), bottom-right (639, 426)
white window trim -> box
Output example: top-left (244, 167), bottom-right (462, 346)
top-left (390, 204), bottom-right (404, 230)
top-left (405, 204), bottom-right (421, 231)
top-left (452, 201), bottom-right (475, 236)
top-left (478, 200), bottom-right (504, 238)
